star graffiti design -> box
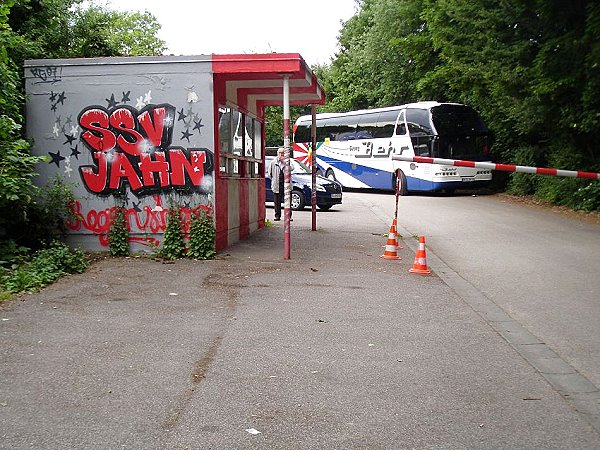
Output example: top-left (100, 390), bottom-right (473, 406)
top-left (135, 96), bottom-right (146, 110)
top-left (70, 124), bottom-right (80, 137)
top-left (106, 93), bottom-right (118, 109)
top-left (65, 115), bottom-right (73, 125)
top-left (193, 118), bottom-right (204, 133)
top-left (52, 122), bottom-right (60, 136)
top-left (143, 90), bottom-right (152, 104)
top-left (132, 201), bottom-right (142, 213)
top-left (56, 91), bottom-right (66, 105)
top-left (63, 133), bottom-right (77, 146)
top-left (49, 91), bottom-right (57, 102)
top-left (121, 90), bottom-right (131, 103)
top-left (64, 159), bottom-right (73, 177)
top-left (55, 115), bottom-right (62, 126)
top-left (181, 128), bottom-right (193, 142)
top-left (48, 150), bottom-right (65, 167)
top-left (70, 145), bottom-right (81, 159)
top-left (51, 103), bottom-right (57, 112)
top-left (177, 108), bottom-right (187, 122)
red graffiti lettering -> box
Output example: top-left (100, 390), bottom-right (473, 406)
top-left (140, 151), bottom-right (170, 187)
top-left (110, 108), bottom-right (144, 156)
top-left (109, 152), bottom-right (143, 191)
top-left (138, 107), bottom-right (167, 147)
top-left (78, 103), bottom-right (213, 197)
top-left (66, 198), bottom-right (213, 248)
top-left (80, 108), bottom-right (116, 152)
top-left (170, 149), bottom-right (206, 186)
top-left (80, 152), bottom-right (108, 193)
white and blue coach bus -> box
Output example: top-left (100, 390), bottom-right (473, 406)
top-left (293, 101), bottom-right (492, 194)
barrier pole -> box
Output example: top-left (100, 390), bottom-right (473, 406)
top-left (394, 168), bottom-right (400, 223)
top-left (392, 155), bottom-right (600, 180)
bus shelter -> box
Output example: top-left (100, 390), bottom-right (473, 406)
top-left (24, 53), bottom-right (324, 254)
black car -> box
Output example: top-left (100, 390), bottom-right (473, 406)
top-left (265, 157), bottom-right (343, 210)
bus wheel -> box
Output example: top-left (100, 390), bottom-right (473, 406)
top-left (326, 169), bottom-right (336, 181)
top-left (291, 190), bottom-right (305, 211)
top-left (395, 170), bottom-right (408, 196)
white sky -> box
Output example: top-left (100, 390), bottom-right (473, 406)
top-left (106, 0), bottom-right (358, 67)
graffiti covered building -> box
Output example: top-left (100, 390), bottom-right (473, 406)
top-left (24, 54), bottom-right (324, 252)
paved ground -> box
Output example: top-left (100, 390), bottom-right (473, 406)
top-left (1, 198), bottom-right (599, 449)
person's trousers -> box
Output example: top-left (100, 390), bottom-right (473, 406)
top-left (273, 192), bottom-right (291, 220)
top-left (273, 191), bottom-right (283, 219)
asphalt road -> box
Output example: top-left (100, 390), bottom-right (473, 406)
top-left (354, 190), bottom-right (600, 390)
top-left (0, 191), bottom-right (599, 449)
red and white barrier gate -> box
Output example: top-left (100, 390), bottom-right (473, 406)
top-left (392, 155), bottom-right (600, 180)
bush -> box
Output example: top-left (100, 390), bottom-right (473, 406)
top-left (108, 206), bottom-right (129, 256)
top-left (158, 208), bottom-right (185, 260)
top-left (187, 211), bottom-right (215, 260)
top-left (1, 241), bottom-right (87, 294)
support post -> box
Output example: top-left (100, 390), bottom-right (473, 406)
top-left (311, 105), bottom-right (317, 231)
top-left (283, 75), bottom-right (291, 259)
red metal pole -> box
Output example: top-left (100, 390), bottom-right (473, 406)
top-left (311, 105), bottom-right (317, 231)
top-left (283, 75), bottom-right (291, 260)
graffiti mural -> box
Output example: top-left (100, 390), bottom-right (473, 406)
top-left (77, 103), bottom-right (213, 197)
top-left (29, 67), bottom-right (216, 249)
top-left (67, 195), bottom-right (213, 248)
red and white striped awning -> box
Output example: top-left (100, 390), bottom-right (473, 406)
top-left (212, 53), bottom-right (325, 117)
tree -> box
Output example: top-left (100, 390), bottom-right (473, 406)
top-left (1, 0), bottom-right (167, 259)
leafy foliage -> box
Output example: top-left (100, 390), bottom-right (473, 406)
top-left (108, 205), bottom-right (129, 257)
top-left (1, 0), bottom-right (167, 268)
top-left (320, 0), bottom-right (600, 210)
top-left (159, 208), bottom-right (186, 260)
top-left (1, 241), bottom-right (87, 294)
top-left (187, 211), bottom-right (215, 260)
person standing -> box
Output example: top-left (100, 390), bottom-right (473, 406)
top-left (269, 147), bottom-right (291, 221)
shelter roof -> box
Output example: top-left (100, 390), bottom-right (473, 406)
top-left (212, 53), bottom-right (325, 117)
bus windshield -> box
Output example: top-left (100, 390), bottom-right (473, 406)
top-left (431, 105), bottom-right (488, 136)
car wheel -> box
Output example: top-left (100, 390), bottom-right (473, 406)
top-left (395, 169), bottom-right (408, 196)
top-left (291, 189), bottom-right (305, 210)
top-left (317, 204), bottom-right (333, 211)
top-left (325, 168), bottom-right (336, 181)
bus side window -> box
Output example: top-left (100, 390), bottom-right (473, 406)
top-left (396, 111), bottom-right (407, 135)
top-left (294, 123), bottom-right (311, 143)
top-left (355, 113), bottom-right (378, 139)
top-left (374, 110), bottom-right (400, 138)
top-left (406, 109), bottom-right (434, 157)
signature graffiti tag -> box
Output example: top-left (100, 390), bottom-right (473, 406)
top-left (67, 196), bottom-right (213, 247)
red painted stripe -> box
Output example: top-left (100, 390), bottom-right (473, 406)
top-left (536, 167), bottom-right (557, 176)
top-left (214, 177), bottom-right (228, 251)
top-left (212, 53), bottom-right (302, 74)
top-left (494, 163), bottom-right (517, 172)
top-left (454, 160), bottom-right (476, 168)
top-left (239, 178), bottom-right (249, 240)
top-left (577, 171), bottom-right (600, 179)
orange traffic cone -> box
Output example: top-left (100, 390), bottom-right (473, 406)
top-left (409, 236), bottom-right (431, 274)
top-left (381, 224), bottom-right (401, 260)
top-left (391, 218), bottom-right (403, 249)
